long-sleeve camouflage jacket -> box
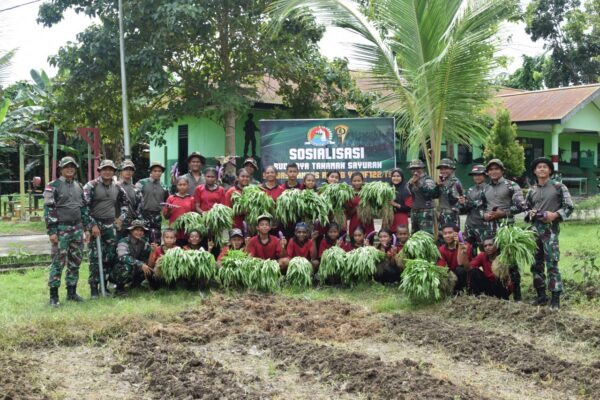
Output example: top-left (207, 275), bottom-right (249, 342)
top-left (116, 236), bottom-right (151, 269)
top-left (43, 177), bottom-right (90, 235)
top-left (438, 175), bottom-right (463, 211)
top-left (83, 177), bottom-right (130, 230)
top-left (119, 180), bottom-right (143, 224)
top-left (526, 179), bottom-right (574, 223)
top-left (409, 173), bottom-right (439, 209)
top-left (480, 177), bottom-right (526, 217)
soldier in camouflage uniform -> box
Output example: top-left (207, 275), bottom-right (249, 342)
top-left (44, 156), bottom-right (89, 307)
top-left (408, 159), bottom-right (439, 235)
top-left (436, 158), bottom-right (463, 235)
top-left (136, 161), bottom-right (169, 245)
top-left (84, 160), bottom-right (130, 298)
top-left (459, 165), bottom-right (488, 257)
top-left (526, 157), bottom-right (573, 311)
top-left (112, 219), bottom-right (152, 295)
top-left (480, 159), bottom-right (526, 302)
top-left (117, 160), bottom-right (142, 239)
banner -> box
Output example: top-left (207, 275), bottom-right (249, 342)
top-left (259, 118), bottom-right (396, 182)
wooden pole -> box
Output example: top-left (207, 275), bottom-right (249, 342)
top-left (19, 143), bottom-right (26, 221)
top-left (52, 125), bottom-right (58, 181)
top-left (44, 142), bottom-right (50, 185)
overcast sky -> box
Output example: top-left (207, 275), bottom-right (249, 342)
top-left (0, 0), bottom-right (546, 85)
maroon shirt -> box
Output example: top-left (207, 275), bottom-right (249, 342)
top-left (287, 238), bottom-right (313, 259)
top-left (194, 184), bottom-right (225, 212)
top-left (280, 181), bottom-right (304, 191)
top-left (469, 252), bottom-right (496, 282)
top-left (262, 183), bottom-right (285, 202)
top-left (247, 235), bottom-right (282, 260)
top-left (437, 243), bottom-right (471, 271)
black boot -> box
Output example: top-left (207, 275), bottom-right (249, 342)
top-left (66, 285), bottom-right (84, 302)
top-left (549, 291), bottom-right (560, 311)
top-left (513, 283), bottom-right (522, 303)
top-left (115, 284), bottom-right (126, 297)
top-left (530, 287), bottom-right (548, 306)
top-left (49, 287), bottom-right (59, 307)
top-left (90, 284), bottom-right (99, 299)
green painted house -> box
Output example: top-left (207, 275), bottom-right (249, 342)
top-left (150, 79), bottom-right (600, 193)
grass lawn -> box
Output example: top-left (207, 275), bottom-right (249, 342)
top-left (0, 220), bottom-right (46, 235)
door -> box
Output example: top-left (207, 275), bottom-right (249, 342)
top-left (571, 141), bottom-right (580, 166)
top-left (522, 138), bottom-right (545, 176)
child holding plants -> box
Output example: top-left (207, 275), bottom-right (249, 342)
top-left (390, 168), bottom-right (413, 231)
top-left (216, 228), bottom-right (246, 268)
top-left (325, 170), bottom-right (341, 184)
top-left (466, 237), bottom-right (511, 299)
top-left (261, 165), bottom-right (284, 202)
top-left (345, 172), bottom-right (375, 236)
top-left (194, 168), bottom-right (225, 213)
top-left (395, 225), bottom-right (410, 251)
top-left (437, 225), bottom-right (471, 293)
top-left (247, 214), bottom-right (289, 273)
top-left (311, 222), bottom-right (343, 271)
top-left (374, 228), bottom-right (401, 283)
top-left (184, 229), bottom-right (215, 254)
top-left (147, 228), bottom-right (178, 289)
top-left (280, 163), bottom-right (304, 190)
top-left (163, 177), bottom-right (196, 246)
top-left (303, 173), bottom-right (318, 191)
top-left (341, 226), bottom-right (369, 251)
top-left (224, 168), bottom-right (251, 232)
top-left (286, 222), bottom-right (313, 261)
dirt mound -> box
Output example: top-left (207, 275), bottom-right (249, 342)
top-left (561, 278), bottom-right (599, 302)
top-left (149, 293), bottom-right (381, 344)
top-left (0, 352), bottom-right (49, 400)
top-left (238, 332), bottom-right (488, 400)
top-left (441, 295), bottom-right (600, 348)
top-left (387, 313), bottom-right (600, 397)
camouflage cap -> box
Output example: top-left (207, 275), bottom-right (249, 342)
top-left (437, 158), bottom-right (456, 169)
top-left (97, 159), bottom-right (117, 171)
top-left (408, 159), bottom-right (426, 169)
top-left (468, 164), bottom-right (487, 176)
top-left (243, 157), bottom-right (258, 169)
top-left (59, 156), bottom-right (79, 169)
top-left (120, 160), bottom-right (136, 171)
top-left (187, 152), bottom-right (206, 163)
top-left (127, 219), bottom-right (148, 231)
top-left (485, 159), bottom-right (505, 171)
top-left (148, 161), bottom-right (166, 171)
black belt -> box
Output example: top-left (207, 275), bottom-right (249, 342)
top-left (95, 218), bottom-right (115, 224)
top-left (59, 220), bottom-right (82, 225)
top-left (412, 208), bottom-right (434, 212)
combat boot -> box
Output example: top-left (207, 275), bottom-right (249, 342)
top-left (115, 284), bottom-right (126, 297)
top-left (512, 283), bottom-right (522, 303)
top-left (549, 291), bottom-right (560, 311)
top-left (49, 287), bottom-right (59, 307)
top-left (90, 284), bottom-right (99, 299)
top-left (66, 285), bottom-right (84, 302)
top-left (530, 287), bottom-right (548, 306)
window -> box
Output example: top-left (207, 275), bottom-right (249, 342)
top-left (457, 144), bottom-right (472, 164)
top-left (571, 141), bottom-right (580, 166)
top-left (178, 125), bottom-right (189, 175)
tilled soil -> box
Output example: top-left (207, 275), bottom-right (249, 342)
top-left (387, 313), bottom-right (600, 397)
top-left (0, 352), bottom-right (49, 400)
top-left (440, 295), bottom-right (600, 348)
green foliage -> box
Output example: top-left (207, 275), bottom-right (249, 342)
top-left (286, 257), bottom-right (313, 288)
top-left (318, 246), bottom-right (347, 284)
top-left (232, 185), bottom-right (275, 228)
top-left (502, 55), bottom-right (546, 90)
top-left (484, 109), bottom-right (525, 179)
top-left (358, 181), bottom-right (395, 227)
top-left (401, 231), bottom-right (440, 263)
top-left (218, 250), bottom-right (250, 289)
top-left (276, 189), bottom-right (331, 227)
top-left (203, 204), bottom-right (234, 247)
top-left (494, 225), bottom-right (538, 271)
top-left (157, 247), bottom-right (216, 283)
top-left (318, 182), bottom-right (354, 226)
top-left (400, 259), bottom-right (450, 303)
top-left (246, 259), bottom-right (282, 292)
top-left (343, 246), bottom-right (384, 285)
top-left (172, 212), bottom-right (206, 236)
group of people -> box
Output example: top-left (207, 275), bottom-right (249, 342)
top-left (43, 151), bottom-right (573, 311)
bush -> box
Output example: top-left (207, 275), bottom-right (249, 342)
top-left (484, 109), bottom-right (525, 179)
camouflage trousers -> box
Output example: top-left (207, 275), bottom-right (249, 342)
top-left (88, 222), bottom-right (117, 285)
top-left (48, 223), bottom-right (84, 288)
top-left (411, 209), bottom-right (435, 236)
top-left (530, 222), bottom-right (562, 292)
top-left (484, 216), bottom-right (515, 238)
top-left (464, 224), bottom-right (486, 257)
top-left (438, 209), bottom-right (460, 230)
top-left (141, 211), bottom-right (162, 244)
top-left (112, 261), bottom-right (145, 287)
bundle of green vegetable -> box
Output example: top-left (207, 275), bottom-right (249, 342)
top-left (343, 246), bottom-right (384, 285)
top-left (276, 189), bottom-right (331, 227)
top-left (400, 259), bottom-right (450, 303)
top-left (232, 185), bottom-right (275, 227)
top-left (246, 258), bottom-right (281, 292)
top-left (157, 247), bottom-right (215, 283)
top-left (318, 246), bottom-right (347, 284)
top-left (218, 250), bottom-right (250, 289)
top-left (493, 225), bottom-right (538, 282)
top-left (358, 181), bottom-right (395, 227)
top-left (399, 231), bottom-right (440, 263)
top-left (318, 183), bottom-right (354, 226)
top-left (203, 204), bottom-right (233, 247)
top-left (286, 257), bottom-right (313, 288)
top-left (156, 247), bottom-right (186, 283)
top-left (172, 212), bottom-right (206, 235)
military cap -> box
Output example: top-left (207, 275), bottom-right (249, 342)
top-left (229, 228), bottom-right (244, 238)
top-left (97, 159), bottom-right (117, 171)
top-left (468, 164), bottom-right (486, 176)
top-left (59, 156), bottom-right (79, 169)
top-left (120, 160), bottom-right (136, 171)
top-left (408, 159), bottom-right (426, 169)
top-left (187, 152), bottom-right (206, 163)
top-left (148, 161), bottom-right (166, 171)
top-left (437, 158), bottom-right (456, 169)
top-left (485, 159), bottom-right (505, 171)
top-left (127, 219), bottom-right (148, 231)
top-left (243, 158), bottom-right (259, 169)
top-left (531, 157), bottom-right (554, 175)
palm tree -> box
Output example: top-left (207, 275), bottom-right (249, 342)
top-left (269, 0), bottom-right (516, 174)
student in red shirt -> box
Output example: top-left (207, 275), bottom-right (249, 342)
top-left (216, 228), bottom-right (246, 268)
top-left (247, 215), bottom-right (289, 273)
top-left (375, 228), bottom-right (401, 283)
top-left (303, 173), bottom-right (318, 192)
top-left (345, 172), bottom-right (375, 236)
top-left (163, 177), bottom-right (196, 246)
top-left (341, 226), bottom-right (369, 252)
top-left (261, 165), bottom-right (284, 202)
top-left (280, 163), bottom-right (304, 190)
top-left (390, 168), bottom-right (413, 231)
top-left (194, 168), bottom-right (225, 213)
top-left (224, 168), bottom-right (251, 232)
top-left (326, 170), bottom-right (341, 184)
top-left (467, 238), bottom-right (511, 299)
top-left (395, 224), bottom-right (410, 251)
top-left (286, 222), bottom-right (313, 263)
top-left (437, 225), bottom-right (471, 293)
top-left (311, 222), bottom-right (343, 272)
top-left (147, 228), bottom-right (178, 289)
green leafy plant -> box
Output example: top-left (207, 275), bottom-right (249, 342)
top-left (400, 231), bottom-right (440, 263)
top-left (246, 258), bottom-right (281, 292)
top-left (318, 246), bottom-right (347, 284)
top-left (319, 183), bottom-right (354, 227)
top-left (172, 212), bottom-right (206, 235)
top-left (276, 189), bottom-right (331, 227)
top-left (358, 181), bottom-right (395, 227)
top-left (494, 225), bottom-right (537, 270)
top-left (203, 204), bottom-right (234, 247)
top-left (219, 250), bottom-right (251, 289)
top-left (343, 246), bottom-right (384, 285)
top-left (156, 247), bottom-right (186, 283)
top-left (157, 247), bottom-right (215, 283)
top-left (232, 185), bottom-right (275, 228)
top-left (286, 257), bottom-right (313, 288)
top-left (484, 109), bottom-right (525, 179)
top-left (400, 259), bottom-right (450, 303)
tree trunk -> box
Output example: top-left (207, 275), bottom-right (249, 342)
top-left (445, 140), bottom-right (454, 159)
top-left (225, 109), bottom-right (237, 174)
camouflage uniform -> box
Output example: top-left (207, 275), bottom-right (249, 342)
top-left (44, 175), bottom-right (89, 289)
top-left (136, 164), bottom-right (169, 244)
top-left (526, 179), bottom-right (574, 293)
top-left (84, 172), bottom-right (130, 287)
top-left (408, 160), bottom-right (439, 235)
top-left (436, 159), bottom-right (462, 232)
top-left (480, 177), bottom-right (526, 236)
top-left (118, 179), bottom-right (142, 239)
top-left (113, 234), bottom-right (152, 287)
top-left (461, 181), bottom-right (487, 256)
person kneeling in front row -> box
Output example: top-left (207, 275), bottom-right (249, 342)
top-left (465, 238), bottom-right (512, 299)
top-left (112, 220), bottom-right (152, 295)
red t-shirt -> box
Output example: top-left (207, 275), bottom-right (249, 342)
top-left (163, 194), bottom-right (195, 240)
top-left (286, 238), bottom-right (312, 259)
top-left (437, 243), bottom-right (472, 271)
top-left (469, 252), bottom-right (496, 282)
top-left (261, 183), bottom-right (285, 202)
top-left (280, 181), bottom-right (304, 191)
top-left (194, 184), bottom-right (225, 212)
top-left (224, 185), bottom-right (244, 230)
top-left (345, 194), bottom-right (375, 236)
top-left (318, 238), bottom-right (337, 258)
top-left (247, 235), bottom-right (282, 260)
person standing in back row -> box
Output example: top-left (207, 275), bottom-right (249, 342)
top-left (136, 162), bottom-right (169, 245)
top-left (436, 158), bottom-right (463, 234)
top-left (117, 160), bottom-right (142, 239)
top-left (84, 160), bottom-right (130, 298)
top-left (408, 159), bottom-right (438, 235)
top-left (459, 164), bottom-right (488, 256)
top-left (243, 113), bottom-right (258, 158)
top-left (178, 152), bottom-right (206, 195)
top-left (44, 156), bottom-right (90, 306)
